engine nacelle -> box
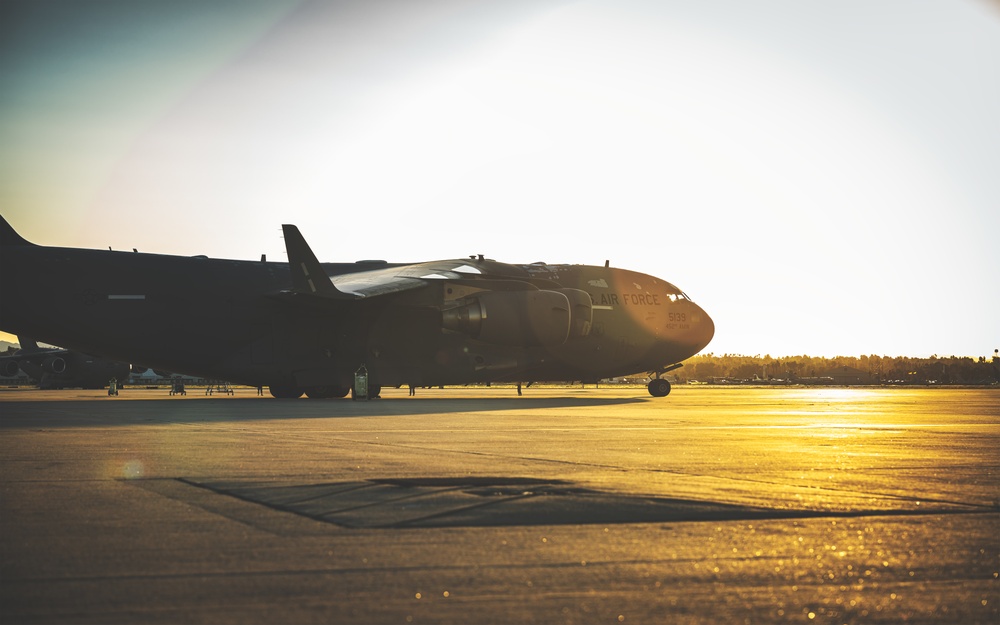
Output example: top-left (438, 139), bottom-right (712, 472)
top-left (442, 290), bottom-right (574, 347)
top-left (2, 360), bottom-right (19, 377)
top-left (556, 288), bottom-right (593, 339)
top-left (41, 355), bottom-right (67, 374)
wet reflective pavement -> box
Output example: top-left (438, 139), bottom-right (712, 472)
top-left (1, 387), bottom-right (997, 624)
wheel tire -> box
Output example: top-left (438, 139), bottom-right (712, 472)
top-left (269, 385), bottom-right (303, 399)
top-left (304, 385), bottom-right (350, 399)
top-left (647, 378), bottom-right (671, 397)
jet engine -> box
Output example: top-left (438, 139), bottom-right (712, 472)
top-left (41, 355), bottom-right (67, 374)
top-left (2, 360), bottom-right (19, 376)
top-left (556, 288), bottom-right (593, 339)
top-left (442, 288), bottom-right (592, 347)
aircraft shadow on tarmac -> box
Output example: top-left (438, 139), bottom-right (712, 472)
top-left (0, 396), bottom-right (645, 428)
top-left (170, 476), bottom-right (993, 529)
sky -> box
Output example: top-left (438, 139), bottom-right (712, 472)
top-left (1, 0), bottom-right (998, 358)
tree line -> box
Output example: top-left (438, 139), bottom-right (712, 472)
top-left (677, 352), bottom-right (1000, 385)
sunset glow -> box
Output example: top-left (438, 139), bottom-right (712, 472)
top-left (2, 0), bottom-right (997, 357)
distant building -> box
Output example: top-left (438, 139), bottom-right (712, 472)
top-left (820, 365), bottom-right (872, 385)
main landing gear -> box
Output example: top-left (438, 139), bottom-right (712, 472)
top-left (266, 383), bottom-right (379, 399)
top-left (304, 385), bottom-right (350, 399)
top-left (268, 385), bottom-right (303, 399)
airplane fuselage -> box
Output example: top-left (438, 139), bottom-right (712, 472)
top-left (0, 219), bottom-right (714, 397)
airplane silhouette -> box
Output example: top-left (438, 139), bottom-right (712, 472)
top-left (0, 336), bottom-right (130, 390)
top-left (0, 216), bottom-right (713, 398)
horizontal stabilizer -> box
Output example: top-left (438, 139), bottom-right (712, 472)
top-left (281, 225), bottom-right (355, 300)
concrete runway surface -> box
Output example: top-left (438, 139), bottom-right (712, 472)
top-left (1, 386), bottom-right (997, 624)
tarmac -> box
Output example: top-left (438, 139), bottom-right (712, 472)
top-left (1, 385), bottom-right (997, 624)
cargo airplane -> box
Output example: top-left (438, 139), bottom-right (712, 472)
top-left (0, 336), bottom-right (130, 390)
top-left (0, 216), bottom-right (713, 398)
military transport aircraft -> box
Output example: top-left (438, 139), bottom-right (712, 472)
top-left (0, 215), bottom-right (713, 398)
top-left (0, 336), bottom-right (130, 389)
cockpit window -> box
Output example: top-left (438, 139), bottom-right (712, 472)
top-left (662, 281), bottom-right (694, 303)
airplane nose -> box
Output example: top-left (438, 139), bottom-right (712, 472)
top-left (689, 302), bottom-right (715, 353)
top-left (684, 301), bottom-right (715, 355)
top-left (650, 299), bottom-right (714, 362)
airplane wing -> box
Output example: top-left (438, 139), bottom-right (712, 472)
top-left (279, 224), bottom-right (543, 301)
top-left (330, 259), bottom-right (500, 297)
top-left (0, 337), bottom-right (64, 378)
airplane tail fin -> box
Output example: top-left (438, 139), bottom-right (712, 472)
top-left (0, 215), bottom-right (35, 247)
top-left (281, 224), bottom-right (354, 299)
top-left (16, 336), bottom-right (41, 353)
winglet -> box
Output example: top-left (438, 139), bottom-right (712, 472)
top-left (16, 336), bottom-right (41, 353)
top-left (0, 215), bottom-right (34, 248)
top-left (281, 224), bottom-right (354, 299)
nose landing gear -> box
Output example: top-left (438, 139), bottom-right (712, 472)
top-left (647, 363), bottom-right (683, 397)
top-left (647, 378), bottom-right (671, 397)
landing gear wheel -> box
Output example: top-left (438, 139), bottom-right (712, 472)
top-left (269, 385), bottom-right (303, 399)
top-left (304, 385), bottom-right (350, 399)
top-left (648, 378), bottom-right (671, 397)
